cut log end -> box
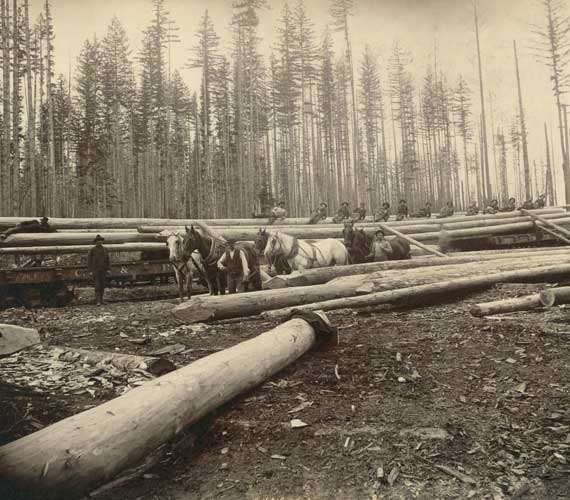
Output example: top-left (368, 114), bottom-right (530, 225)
top-left (172, 301), bottom-right (216, 323)
top-left (469, 306), bottom-right (484, 318)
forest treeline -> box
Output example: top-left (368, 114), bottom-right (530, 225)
top-left (0, 0), bottom-right (568, 218)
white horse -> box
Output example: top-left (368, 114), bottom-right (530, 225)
top-left (160, 230), bottom-right (203, 300)
top-left (264, 230), bottom-right (349, 272)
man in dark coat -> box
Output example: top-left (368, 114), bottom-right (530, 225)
top-left (333, 202), bottom-right (351, 223)
top-left (396, 199), bottom-right (408, 221)
top-left (352, 202), bottom-right (367, 221)
top-left (217, 239), bottom-right (250, 294)
top-left (309, 202), bottom-right (328, 224)
top-left (0, 216), bottom-right (55, 241)
top-left (374, 202), bottom-right (391, 222)
top-left (87, 235), bottom-right (110, 305)
top-left (437, 201), bottom-right (455, 218)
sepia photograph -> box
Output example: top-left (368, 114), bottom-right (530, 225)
top-left (0, 0), bottom-right (569, 498)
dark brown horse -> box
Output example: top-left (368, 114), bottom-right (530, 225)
top-left (184, 226), bottom-right (261, 295)
top-left (342, 221), bottom-right (411, 264)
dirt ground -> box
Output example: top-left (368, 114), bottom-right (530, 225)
top-left (1, 282), bottom-right (569, 500)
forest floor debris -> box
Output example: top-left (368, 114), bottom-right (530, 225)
top-left (0, 282), bottom-right (569, 499)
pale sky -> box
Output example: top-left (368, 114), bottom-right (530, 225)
top-left (31, 0), bottom-right (567, 200)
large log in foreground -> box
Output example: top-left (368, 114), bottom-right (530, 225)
top-left (0, 312), bottom-right (333, 499)
top-left (262, 264), bottom-right (570, 320)
top-left (173, 255), bottom-right (570, 323)
top-left (263, 247), bottom-right (570, 289)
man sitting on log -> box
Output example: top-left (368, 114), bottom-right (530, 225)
top-left (466, 201), bottom-right (479, 216)
top-left (366, 230), bottom-right (393, 262)
top-left (217, 239), bottom-right (250, 294)
top-left (268, 201), bottom-right (287, 225)
top-left (535, 194), bottom-right (546, 209)
top-left (437, 201), bottom-right (455, 218)
top-left (483, 199), bottom-right (500, 214)
top-left (88, 235), bottom-right (110, 306)
top-left (352, 202), bottom-right (367, 221)
top-left (521, 198), bottom-right (535, 210)
top-left (0, 216), bottom-right (55, 241)
top-left (501, 197), bottom-right (517, 212)
top-left (333, 202), bottom-right (351, 223)
top-left (374, 202), bottom-right (391, 222)
top-left (413, 201), bottom-right (432, 218)
top-left (396, 199), bottom-right (409, 221)
top-left (308, 202), bottom-right (328, 224)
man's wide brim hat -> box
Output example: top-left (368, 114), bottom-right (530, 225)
top-left (94, 235), bottom-right (105, 243)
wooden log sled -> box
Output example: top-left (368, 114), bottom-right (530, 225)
top-left (262, 264), bottom-right (570, 320)
top-left (172, 255), bottom-right (570, 323)
top-left (263, 247), bottom-right (570, 289)
top-left (0, 312), bottom-right (334, 499)
top-left (55, 347), bottom-right (176, 376)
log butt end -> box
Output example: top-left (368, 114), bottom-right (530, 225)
top-left (539, 290), bottom-right (556, 307)
top-left (469, 306), bottom-right (484, 317)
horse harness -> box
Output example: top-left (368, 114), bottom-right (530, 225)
top-left (273, 235), bottom-right (325, 268)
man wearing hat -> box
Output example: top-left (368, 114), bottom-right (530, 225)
top-left (217, 239), bottom-right (250, 294)
top-left (88, 235), bottom-right (110, 305)
top-left (367, 230), bottom-right (393, 262)
top-left (269, 201), bottom-right (287, 225)
top-left (333, 201), bottom-right (351, 223)
top-left (374, 202), bottom-right (391, 222)
top-left (308, 202), bottom-right (328, 224)
top-left (0, 216), bottom-right (54, 241)
top-left (352, 202), bottom-right (367, 221)
top-left (396, 199), bottom-right (408, 221)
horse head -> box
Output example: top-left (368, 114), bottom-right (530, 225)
top-left (255, 228), bottom-right (268, 254)
top-left (160, 230), bottom-right (185, 264)
top-left (342, 220), bottom-right (355, 247)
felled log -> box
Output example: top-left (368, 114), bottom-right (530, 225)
top-left (469, 294), bottom-right (552, 317)
top-left (141, 224), bottom-right (441, 241)
top-left (173, 255), bottom-right (570, 322)
top-left (0, 242), bottom-right (167, 256)
top-left (539, 286), bottom-right (570, 306)
top-left (0, 324), bottom-right (40, 358)
top-left (262, 264), bottom-right (570, 320)
top-left (440, 215), bottom-right (570, 241)
top-left (443, 211), bottom-right (570, 231)
top-left (263, 247), bottom-right (570, 289)
top-left (0, 232), bottom-right (158, 248)
top-left (55, 347), bottom-right (176, 376)
top-left (0, 312), bottom-right (332, 499)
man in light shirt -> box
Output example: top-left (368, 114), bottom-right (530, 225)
top-left (367, 230), bottom-right (393, 262)
top-left (217, 239), bottom-right (250, 294)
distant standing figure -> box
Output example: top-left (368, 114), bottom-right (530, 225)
top-left (87, 234), bottom-right (110, 305)
top-left (309, 202), bottom-right (328, 224)
top-left (374, 202), bottom-right (391, 222)
top-left (217, 239), bottom-right (250, 294)
top-left (396, 199), bottom-right (408, 221)
top-left (333, 202), bottom-right (351, 223)
top-left (366, 230), bottom-right (393, 262)
top-left (352, 202), bottom-right (367, 221)
top-left (535, 194), bottom-right (546, 209)
top-left (269, 201), bottom-right (287, 224)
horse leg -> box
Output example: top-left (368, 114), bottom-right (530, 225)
top-left (185, 271), bottom-right (192, 299)
top-left (174, 269), bottom-right (184, 301)
top-left (218, 272), bottom-right (226, 295)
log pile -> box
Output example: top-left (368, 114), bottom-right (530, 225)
top-left (172, 253), bottom-right (570, 323)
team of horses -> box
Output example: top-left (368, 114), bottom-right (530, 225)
top-left (162, 220), bottom-right (411, 299)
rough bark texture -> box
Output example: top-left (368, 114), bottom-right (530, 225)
top-left (469, 294), bottom-right (548, 317)
top-left (0, 313), bottom-right (331, 499)
top-left (539, 286), bottom-right (570, 306)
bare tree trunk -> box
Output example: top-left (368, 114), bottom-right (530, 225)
top-left (24, 0), bottom-right (35, 215)
top-left (2, 0), bottom-right (11, 214)
top-left (513, 41), bottom-right (531, 200)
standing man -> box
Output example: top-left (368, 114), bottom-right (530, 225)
top-left (366, 230), bottom-right (393, 262)
top-left (217, 239), bottom-right (250, 294)
top-left (87, 235), bottom-right (110, 305)
top-left (269, 201), bottom-right (287, 224)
